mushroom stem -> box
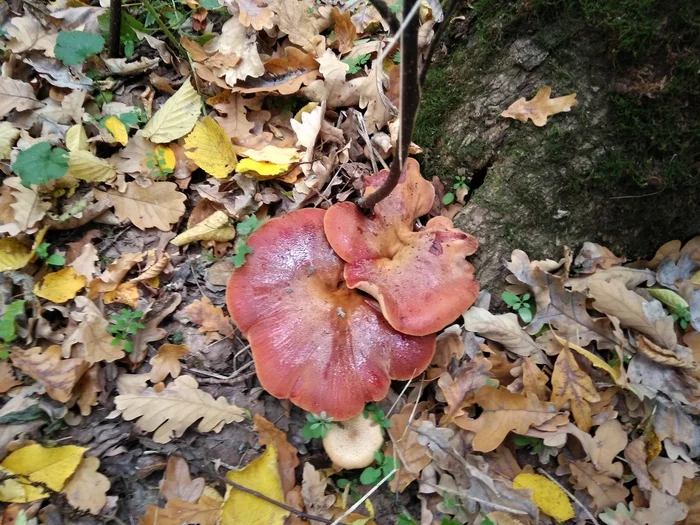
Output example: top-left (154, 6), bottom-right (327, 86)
top-left (358, 0), bottom-right (421, 212)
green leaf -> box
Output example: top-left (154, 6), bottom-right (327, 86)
top-left (513, 435), bottom-right (542, 448)
top-left (0, 405), bottom-right (47, 425)
top-left (0, 300), bottom-right (25, 343)
top-left (54, 31), bottom-right (105, 66)
top-left (35, 242), bottom-right (50, 259)
top-left (481, 518), bottom-right (496, 525)
top-left (397, 514), bottom-right (417, 525)
top-left (359, 467), bottom-right (381, 485)
top-left (518, 306), bottom-right (533, 323)
top-left (442, 192), bottom-right (455, 205)
top-left (232, 241), bottom-right (254, 268)
top-left (236, 215), bottom-right (264, 237)
top-left (501, 290), bottom-right (521, 307)
top-left (342, 53), bottom-right (371, 74)
top-left (13, 143), bottom-right (68, 187)
top-left (200, 0), bottom-right (222, 8)
top-left (648, 288), bottom-right (689, 311)
top-left (46, 254), bottom-right (66, 267)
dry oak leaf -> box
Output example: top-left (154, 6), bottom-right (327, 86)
top-left (501, 86), bottom-right (577, 126)
top-left (131, 251), bottom-right (171, 283)
top-left (261, 47), bottom-right (321, 96)
top-left (0, 444), bottom-right (86, 503)
top-left (183, 117), bottom-right (238, 179)
top-left (34, 267), bottom-right (87, 304)
top-left (550, 347), bottom-right (601, 432)
top-left (438, 355), bottom-right (493, 425)
top-left (301, 463), bottom-right (336, 521)
top-left (0, 362), bottom-right (22, 393)
top-left (254, 414), bottom-right (299, 495)
top-left (237, 0), bottom-right (275, 30)
top-left (113, 374), bottom-right (245, 443)
top-left (589, 419), bottom-right (628, 477)
top-left (212, 92), bottom-right (255, 142)
top-left (184, 296), bottom-right (235, 338)
top-left (271, 0), bottom-right (324, 55)
top-left (61, 456), bottom-right (110, 515)
top-left (160, 456), bottom-right (204, 503)
top-left (386, 403), bottom-right (432, 492)
top-left (359, 60), bottom-right (393, 133)
top-left (520, 356), bottom-right (550, 401)
top-left (73, 364), bottom-right (101, 416)
top-left (568, 459), bottom-right (630, 513)
top-left (141, 488), bottom-right (222, 525)
top-left (0, 78), bottom-right (42, 118)
top-left (678, 478), bottom-right (700, 525)
top-left (142, 79), bottom-right (201, 143)
top-left (12, 346), bottom-right (89, 403)
top-left (0, 178), bottom-right (51, 235)
top-left (62, 296), bottom-right (126, 364)
top-left (654, 401), bottom-right (700, 459)
top-left (103, 282), bottom-right (140, 308)
top-left (89, 251), bottom-right (145, 297)
top-left (94, 181), bottom-right (186, 231)
top-left (331, 7), bottom-right (356, 54)
top-left (149, 344), bottom-right (189, 383)
top-left (455, 385), bottom-right (561, 452)
top-left (635, 334), bottom-right (695, 369)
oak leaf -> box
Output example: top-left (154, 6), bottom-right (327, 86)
top-left (184, 296), bottom-right (235, 338)
top-left (149, 344), bottom-right (189, 383)
top-left (103, 282), bottom-right (140, 308)
top-left (204, 17), bottom-right (265, 86)
top-left (359, 60), bottom-right (392, 133)
top-left (160, 456), bottom-right (204, 503)
top-left (62, 296), bottom-right (126, 364)
top-left (141, 489), bottom-right (222, 525)
top-left (94, 181), bottom-right (186, 231)
top-left (568, 460), bottom-right (629, 513)
top-left (0, 178), bottom-right (51, 236)
top-left (237, 47), bottom-right (320, 96)
top-left (254, 414), bottom-right (299, 494)
top-left (438, 356), bottom-right (493, 425)
top-left (455, 385), bottom-right (560, 452)
top-left (131, 251), bottom-right (171, 283)
top-left (589, 420), bottom-right (628, 477)
top-left (73, 364), bottom-right (101, 416)
top-left (635, 334), bottom-right (695, 369)
top-left (68, 241), bottom-right (98, 279)
top-left (501, 86), bottom-right (577, 126)
top-left (61, 456), bottom-right (110, 514)
top-left (142, 79), bottom-right (201, 143)
top-left (237, 0), bottom-right (275, 30)
top-left (11, 346), bottom-right (89, 403)
top-left (386, 403), bottom-right (432, 492)
top-left (301, 463), bottom-right (335, 521)
top-left (520, 356), bottom-right (550, 401)
top-left (0, 362), bottom-right (22, 393)
top-left (183, 117), bottom-right (238, 179)
top-left (550, 347), bottom-right (600, 431)
top-left (331, 7), bottom-right (356, 54)
top-left (212, 93), bottom-right (255, 141)
top-left (272, 0), bottom-right (323, 54)
top-left (113, 375), bottom-right (245, 443)
top-left (89, 251), bottom-right (145, 296)
top-left (677, 478), bottom-right (700, 524)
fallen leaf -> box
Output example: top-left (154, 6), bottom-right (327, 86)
top-left (455, 385), bottom-right (560, 452)
top-left (184, 297), bottom-right (236, 338)
top-left (648, 457), bottom-right (698, 496)
top-left (61, 456), bottom-right (110, 514)
top-left (501, 86), bottom-right (577, 126)
top-left (237, 0), bottom-right (275, 30)
top-left (62, 296), bottom-right (126, 364)
top-left (6, 13), bottom-right (56, 55)
top-left (68, 150), bottom-right (117, 182)
top-left (589, 420), bottom-right (628, 477)
top-left (635, 334), bottom-right (695, 369)
top-left (73, 364), bottom-right (101, 416)
top-left (0, 178), bottom-right (51, 235)
top-left (103, 282), bottom-right (140, 308)
top-left (203, 17), bottom-right (265, 86)
top-left (171, 210), bottom-right (235, 246)
top-left (568, 459), bottom-right (629, 513)
top-left (220, 444), bottom-right (289, 525)
top-left (359, 60), bottom-right (393, 133)
top-left (272, 0), bottom-right (323, 54)
top-left (183, 117), bottom-right (238, 178)
top-left (212, 92), bottom-right (255, 142)
top-left (290, 104), bottom-right (323, 175)
top-left (236, 158), bottom-right (291, 178)
top-left (141, 489), bottom-right (222, 525)
top-left (131, 251), bottom-right (171, 282)
top-left (331, 7), bottom-right (356, 54)
top-left (513, 473), bottom-right (575, 522)
top-left (301, 463), bottom-right (336, 521)
top-left (89, 251), bottom-right (146, 296)
top-left (254, 414), bottom-right (299, 494)
top-left (94, 181), bottom-right (186, 231)
top-left (386, 403), bottom-right (432, 492)
top-left (160, 456), bottom-right (204, 503)
top-left (653, 401), bottom-right (700, 459)
top-left (634, 487), bottom-right (689, 524)
top-left (33, 267), bottom-right (87, 304)
top-left (0, 78), bottom-right (42, 118)
top-left (104, 115), bottom-right (128, 146)
top-left (0, 444), bottom-right (86, 502)
top-left (0, 362), bottom-right (22, 393)
top-left (550, 347), bottom-right (601, 431)
top-left (520, 356), bottom-right (550, 401)
top-left (68, 241), bottom-right (98, 279)
top-left (149, 344), bottom-right (189, 383)
top-left (438, 356), bottom-right (493, 425)
top-left (677, 478), bottom-right (700, 524)
top-left (11, 346), bottom-right (89, 403)
top-left (143, 79), bottom-right (201, 143)
top-left (113, 375), bottom-right (245, 443)
top-left (0, 122), bottom-right (20, 159)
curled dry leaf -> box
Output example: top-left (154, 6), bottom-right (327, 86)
top-left (113, 375), bottom-right (245, 443)
top-left (11, 346), bottom-right (89, 403)
top-left (501, 86), bottom-right (577, 126)
top-left (89, 251), bottom-right (146, 296)
top-left (149, 344), bottom-right (189, 383)
top-left (171, 210), bottom-right (235, 246)
top-left (438, 356), bottom-right (493, 425)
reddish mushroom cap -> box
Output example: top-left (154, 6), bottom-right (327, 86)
top-left (324, 159), bottom-right (479, 336)
top-left (226, 208), bottom-right (435, 421)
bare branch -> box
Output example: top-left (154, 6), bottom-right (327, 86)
top-left (367, 0), bottom-right (401, 34)
top-left (109, 0), bottom-right (122, 58)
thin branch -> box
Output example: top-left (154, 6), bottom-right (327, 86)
top-left (367, 0), bottom-right (400, 34)
top-left (330, 467), bottom-right (398, 525)
top-left (141, 0), bottom-right (187, 57)
top-left (420, 0), bottom-right (459, 87)
top-left (537, 468), bottom-right (600, 525)
top-left (109, 0), bottom-right (123, 58)
top-left (358, 0), bottom-right (421, 211)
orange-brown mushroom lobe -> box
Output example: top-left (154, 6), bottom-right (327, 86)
top-left (225, 208), bottom-right (436, 421)
top-left (324, 159), bottom-right (480, 337)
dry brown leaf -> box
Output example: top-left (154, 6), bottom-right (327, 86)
top-left (0, 79), bottom-right (42, 118)
top-left (678, 478), bottom-right (700, 525)
top-left (301, 463), bottom-right (335, 522)
top-left (589, 419), bottom-right (628, 477)
top-left (72, 364), bottom-right (101, 416)
top-left (149, 344), bottom-right (189, 383)
top-left (0, 362), bottom-right (22, 393)
top-left (501, 86), bottom-right (577, 126)
top-left (359, 59), bottom-right (393, 133)
top-left (568, 459), bottom-right (630, 513)
top-left (238, 0), bottom-right (275, 30)
top-left (331, 7), bottom-right (356, 54)
top-left (114, 375), bottom-right (245, 443)
top-left (262, 47), bottom-right (320, 96)
top-left (254, 414), bottom-right (299, 494)
top-left (455, 385), bottom-right (561, 452)
top-left (635, 488), bottom-right (689, 524)
top-left (427, 327), bottom-right (465, 379)
top-left (89, 251), bottom-right (145, 297)
top-left (648, 457), bottom-right (698, 496)
top-left (212, 92), bottom-right (255, 142)
top-left (0, 178), bottom-right (51, 235)
top-left (520, 356), bottom-right (550, 401)
top-left (653, 402), bottom-right (700, 459)
top-left (184, 297), bottom-right (235, 338)
top-left (141, 490), bottom-right (222, 525)
top-left (160, 456), bottom-right (205, 503)
top-left (386, 403), bottom-right (432, 492)
top-left (103, 282), bottom-right (140, 308)
top-left (130, 292), bottom-right (182, 362)
top-left (68, 242), bottom-right (98, 280)
top-left (11, 346), bottom-right (89, 403)
top-left (204, 17), bottom-right (265, 86)
top-left (635, 334), bottom-right (695, 369)
top-left (574, 242), bottom-right (627, 273)
top-left (438, 356), bottom-right (493, 425)
top-left (550, 347), bottom-right (600, 432)
top-left (61, 457), bottom-right (110, 515)
top-left (131, 252), bottom-right (171, 282)
top-left (272, 0), bottom-right (323, 54)
top-left (62, 296), bottom-right (126, 363)
top-left (94, 181), bottom-right (186, 231)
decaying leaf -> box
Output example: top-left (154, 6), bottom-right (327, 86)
top-left (62, 296), bottom-right (126, 364)
top-left (568, 459), bottom-right (630, 513)
top-left (184, 296), bottom-right (236, 338)
top-left (171, 210), bottom-right (235, 246)
top-left (438, 356), bottom-right (493, 425)
top-left (113, 375), bottom-right (245, 443)
top-left (501, 86), bottom-right (577, 126)
top-left (160, 456), bottom-right (205, 503)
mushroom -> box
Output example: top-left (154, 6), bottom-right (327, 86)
top-left (322, 413), bottom-right (384, 469)
top-left (323, 158), bottom-right (479, 337)
top-left (226, 208), bottom-right (435, 421)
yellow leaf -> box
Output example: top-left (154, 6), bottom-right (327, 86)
top-left (68, 150), bottom-right (117, 183)
top-left (501, 86), bottom-right (577, 126)
top-left (552, 332), bottom-right (622, 384)
top-left (143, 79), bottom-right (201, 143)
top-left (236, 158), bottom-right (290, 179)
top-left (61, 456), bottom-right (110, 514)
top-left (105, 116), bottom-right (129, 146)
top-left (33, 267), bottom-right (87, 303)
top-left (0, 227), bottom-right (46, 271)
top-left (66, 124), bottom-right (88, 152)
top-left (184, 116), bottom-right (237, 178)
top-left (0, 444), bottom-right (87, 503)
top-left (104, 282), bottom-right (140, 308)
top-left (513, 473), bottom-right (575, 522)
top-left (171, 210), bottom-right (235, 246)
top-left (238, 145), bottom-right (303, 165)
top-left (0, 121), bottom-right (20, 159)
top-left (156, 145), bottom-right (176, 171)
top-left (221, 444), bottom-right (289, 525)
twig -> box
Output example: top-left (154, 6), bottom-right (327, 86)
top-left (109, 0), bottom-right (123, 58)
top-left (358, 0), bottom-right (421, 211)
top-left (141, 0), bottom-right (187, 57)
top-left (330, 467), bottom-right (398, 525)
top-left (367, 0), bottom-right (400, 34)
top-left (196, 370), bottom-right (256, 385)
top-left (537, 468), bottom-right (600, 525)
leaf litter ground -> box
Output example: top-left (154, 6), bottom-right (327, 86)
top-left (0, 1), bottom-right (699, 525)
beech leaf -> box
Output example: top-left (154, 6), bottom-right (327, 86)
top-left (142, 79), bottom-right (201, 143)
top-left (183, 116), bottom-right (238, 178)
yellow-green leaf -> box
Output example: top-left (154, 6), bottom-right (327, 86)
top-left (68, 150), bottom-right (116, 182)
top-left (143, 79), bottom-right (201, 143)
top-left (513, 473), bottom-right (575, 522)
top-left (0, 228), bottom-right (47, 271)
top-left (0, 122), bottom-right (20, 159)
top-left (156, 145), bottom-right (176, 171)
top-left (236, 158), bottom-right (290, 179)
top-left (171, 210), bottom-right (235, 246)
top-left (105, 116), bottom-right (129, 146)
top-left (648, 288), bottom-right (689, 310)
top-left (0, 444), bottom-right (87, 502)
top-left (220, 444), bottom-right (289, 525)
top-left (34, 267), bottom-right (87, 303)
top-left (184, 116), bottom-right (237, 179)
top-left (66, 124), bottom-right (88, 152)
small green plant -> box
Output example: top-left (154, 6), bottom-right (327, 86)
top-left (168, 331), bottom-right (185, 345)
top-left (13, 143), bottom-right (68, 187)
top-left (648, 288), bottom-right (692, 330)
top-left (441, 491), bottom-right (466, 518)
top-left (397, 513), bottom-right (417, 525)
top-left (54, 31), bottom-right (105, 66)
top-left (342, 53), bottom-right (371, 74)
top-left (359, 450), bottom-right (395, 485)
top-left (302, 412), bottom-right (335, 439)
top-left (513, 435), bottom-right (544, 454)
top-left (501, 291), bottom-right (535, 323)
top-left (145, 149), bottom-right (174, 180)
top-left (389, 0), bottom-right (403, 14)
top-left (0, 300), bottom-right (25, 359)
top-left (108, 308), bottom-right (145, 354)
top-left (231, 215), bottom-right (266, 268)
top-left (442, 176), bottom-right (470, 205)
top-left (363, 403), bottom-right (391, 435)
top-left (35, 243), bottom-right (66, 267)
